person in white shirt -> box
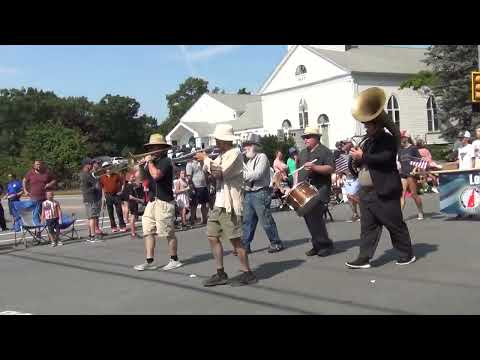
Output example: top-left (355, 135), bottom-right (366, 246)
top-left (472, 126), bottom-right (480, 169)
top-left (457, 131), bottom-right (475, 170)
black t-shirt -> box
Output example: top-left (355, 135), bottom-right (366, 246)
top-left (124, 183), bottom-right (145, 204)
top-left (398, 146), bottom-right (421, 176)
top-left (298, 144), bottom-right (334, 202)
top-left (79, 171), bottom-right (97, 203)
top-left (145, 156), bottom-right (174, 202)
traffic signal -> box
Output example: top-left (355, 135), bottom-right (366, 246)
top-left (472, 71), bottom-right (480, 103)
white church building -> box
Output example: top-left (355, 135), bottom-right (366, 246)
top-left (167, 45), bottom-right (444, 149)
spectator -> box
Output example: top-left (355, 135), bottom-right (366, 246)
top-left (0, 183), bottom-right (8, 231)
top-left (186, 157), bottom-right (209, 225)
top-left (91, 160), bottom-right (104, 235)
top-left (287, 147), bottom-right (298, 186)
top-left (80, 158), bottom-right (102, 242)
top-left (119, 169), bottom-right (130, 225)
top-left (99, 163), bottom-right (127, 233)
top-left (6, 173), bottom-right (23, 220)
top-left (174, 169), bottom-right (191, 230)
top-left (41, 190), bottom-right (63, 247)
top-left (123, 172), bottom-right (145, 239)
top-left (273, 150), bottom-right (288, 181)
top-left (457, 131), bottom-right (475, 170)
top-left (23, 160), bottom-right (56, 225)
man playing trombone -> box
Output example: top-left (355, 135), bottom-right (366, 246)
top-left (134, 134), bottom-right (183, 272)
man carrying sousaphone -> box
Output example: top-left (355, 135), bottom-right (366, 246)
top-left (346, 87), bottom-right (416, 269)
top-left (134, 134), bottom-right (183, 271)
top-left (296, 126), bottom-right (335, 257)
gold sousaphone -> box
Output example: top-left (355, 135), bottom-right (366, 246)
top-left (349, 87), bottom-right (400, 176)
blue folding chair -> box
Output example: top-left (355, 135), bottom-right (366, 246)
top-left (57, 214), bottom-right (80, 243)
top-left (12, 200), bottom-right (48, 248)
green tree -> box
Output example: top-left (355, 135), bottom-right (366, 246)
top-left (259, 134), bottom-right (296, 164)
top-left (400, 46), bottom-right (479, 140)
top-left (158, 77), bottom-right (209, 135)
top-left (20, 121), bottom-right (87, 188)
top-left (237, 88), bottom-right (251, 95)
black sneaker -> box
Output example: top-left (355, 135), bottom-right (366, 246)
top-left (305, 248), bottom-right (318, 256)
top-left (345, 257), bottom-right (371, 269)
top-left (203, 272), bottom-right (229, 287)
top-left (396, 255), bottom-right (416, 266)
top-left (317, 247), bottom-right (334, 257)
top-left (267, 243), bottom-right (284, 253)
top-left (229, 271), bottom-right (258, 287)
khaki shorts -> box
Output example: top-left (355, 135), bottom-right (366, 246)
top-left (142, 199), bottom-right (176, 239)
top-left (207, 207), bottom-right (242, 240)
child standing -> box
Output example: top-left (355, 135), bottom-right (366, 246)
top-left (174, 169), bottom-right (190, 230)
top-left (41, 191), bottom-right (63, 247)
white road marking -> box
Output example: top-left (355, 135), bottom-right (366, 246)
top-left (0, 311), bottom-right (32, 315)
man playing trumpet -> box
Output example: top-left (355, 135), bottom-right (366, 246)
top-left (134, 134), bottom-right (183, 272)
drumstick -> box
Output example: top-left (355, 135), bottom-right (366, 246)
top-left (290, 159), bottom-right (318, 176)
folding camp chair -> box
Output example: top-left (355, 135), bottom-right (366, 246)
top-left (57, 214), bottom-right (80, 243)
top-left (13, 200), bottom-right (48, 248)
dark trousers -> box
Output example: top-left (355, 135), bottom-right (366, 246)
top-left (0, 203), bottom-right (6, 230)
top-left (358, 189), bottom-right (413, 260)
top-left (105, 193), bottom-right (126, 229)
top-left (304, 201), bottom-right (333, 250)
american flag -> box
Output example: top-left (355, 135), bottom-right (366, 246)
top-left (335, 154), bottom-right (349, 174)
top-left (410, 159), bottom-right (429, 170)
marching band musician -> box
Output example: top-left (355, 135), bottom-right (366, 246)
top-left (241, 133), bottom-right (284, 254)
top-left (134, 134), bottom-right (183, 272)
top-left (346, 116), bottom-right (416, 269)
top-left (195, 124), bottom-right (258, 287)
top-left (297, 126), bottom-right (335, 258)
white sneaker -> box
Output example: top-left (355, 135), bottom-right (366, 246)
top-left (134, 262), bottom-right (158, 271)
top-left (57, 241), bottom-right (64, 246)
top-left (431, 187), bottom-right (439, 194)
top-left (417, 214), bottom-right (424, 220)
top-left (162, 259), bottom-right (183, 271)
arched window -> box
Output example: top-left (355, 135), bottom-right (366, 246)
top-left (427, 96), bottom-right (439, 132)
top-left (386, 95), bottom-right (400, 128)
top-left (298, 99), bottom-right (308, 129)
top-left (318, 114), bottom-right (330, 148)
top-left (295, 65), bottom-right (307, 76)
top-left (282, 119), bottom-right (292, 130)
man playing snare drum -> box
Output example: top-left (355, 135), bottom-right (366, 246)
top-left (297, 126), bottom-right (335, 257)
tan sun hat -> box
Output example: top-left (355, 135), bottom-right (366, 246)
top-left (144, 133), bottom-right (171, 148)
top-left (301, 126), bottom-right (321, 138)
top-left (213, 124), bottom-right (235, 142)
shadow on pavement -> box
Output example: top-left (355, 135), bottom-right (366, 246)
top-left (371, 243), bottom-right (438, 267)
top-left (254, 259), bottom-right (305, 280)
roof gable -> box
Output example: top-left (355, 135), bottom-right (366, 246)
top-left (207, 93), bottom-right (261, 112)
top-left (259, 45), bottom-right (349, 94)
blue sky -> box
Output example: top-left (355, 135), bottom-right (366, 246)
top-left (0, 45), bottom-right (428, 123)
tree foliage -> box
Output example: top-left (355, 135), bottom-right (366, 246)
top-left (158, 77), bottom-right (209, 136)
top-left (259, 135), bottom-right (296, 164)
top-left (400, 46), bottom-right (479, 141)
top-left (0, 87), bottom-right (158, 187)
top-left (237, 88), bottom-right (251, 95)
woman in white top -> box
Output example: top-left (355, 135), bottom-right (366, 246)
top-left (174, 169), bottom-right (190, 229)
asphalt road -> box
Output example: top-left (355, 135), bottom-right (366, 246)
top-left (1, 194), bottom-right (480, 315)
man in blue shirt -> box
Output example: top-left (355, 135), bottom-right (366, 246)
top-left (6, 173), bottom-right (23, 220)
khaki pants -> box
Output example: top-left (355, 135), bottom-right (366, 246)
top-left (142, 199), bottom-right (176, 239)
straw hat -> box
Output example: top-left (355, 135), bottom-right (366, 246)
top-left (301, 126), bottom-right (321, 138)
top-left (144, 133), bottom-right (171, 148)
top-left (213, 124), bottom-right (235, 142)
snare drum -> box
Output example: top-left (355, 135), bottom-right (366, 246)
top-left (284, 181), bottom-right (321, 216)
